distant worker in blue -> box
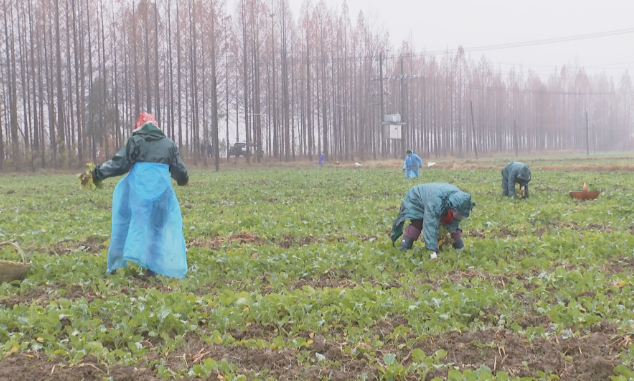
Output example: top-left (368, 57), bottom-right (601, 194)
top-left (403, 149), bottom-right (423, 178)
top-left (319, 152), bottom-right (324, 168)
top-left (502, 161), bottom-right (531, 198)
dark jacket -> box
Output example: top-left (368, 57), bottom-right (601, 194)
top-left (391, 183), bottom-right (474, 252)
top-left (93, 124), bottom-right (189, 186)
top-left (502, 162), bottom-right (530, 197)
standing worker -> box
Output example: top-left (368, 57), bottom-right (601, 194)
top-left (403, 150), bottom-right (423, 178)
top-left (319, 152), bottom-right (324, 168)
top-left (91, 112), bottom-right (189, 278)
top-left (502, 161), bottom-right (531, 198)
top-left (391, 183), bottom-right (475, 259)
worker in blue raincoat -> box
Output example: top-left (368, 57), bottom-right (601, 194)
top-left (319, 152), bottom-right (324, 167)
top-left (403, 150), bottom-right (423, 178)
top-left (391, 183), bottom-right (475, 259)
top-left (92, 112), bottom-right (189, 278)
top-left (502, 161), bottom-right (531, 198)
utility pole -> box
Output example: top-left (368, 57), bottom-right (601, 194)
top-left (372, 54), bottom-right (416, 160)
top-left (514, 119), bottom-right (518, 157)
top-left (585, 110), bottom-right (590, 156)
top-left (400, 57), bottom-right (405, 157)
top-left (379, 52), bottom-right (385, 159)
top-left (470, 101), bottom-right (478, 159)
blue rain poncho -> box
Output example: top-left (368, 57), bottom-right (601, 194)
top-left (106, 162), bottom-right (188, 278)
top-left (403, 152), bottom-right (423, 178)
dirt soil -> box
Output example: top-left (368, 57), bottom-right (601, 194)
top-left (164, 333), bottom-right (378, 381)
top-left (0, 277), bottom-right (172, 309)
top-left (435, 161), bottom-right (634, 172)
top-left (0, 323), bottom-right (624, 381)
top-left (290, 268), bottom-right (401, 291)
top-left (412, 325), bottom-right (623, 381)
top-left (41, 235), bottom-right (109, 255)
top-left (188, 232), bottom-right (266, 249)
top-left (190, 232), bottom-right (379, 250)
top-left (0, 283), bottom-right (94, 308)
top-left (0, 355), bottom-right (158, 381)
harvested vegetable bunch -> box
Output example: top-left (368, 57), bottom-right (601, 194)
top-left (77, 163), bottom-right (103, 190)
top-left (437, 224), bottom-right (454, 251)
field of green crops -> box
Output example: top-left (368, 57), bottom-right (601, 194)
top-left (2, 159), bottom-right (634, 381)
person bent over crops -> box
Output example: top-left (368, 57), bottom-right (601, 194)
top-left (391, 183), bottom-right (475, 259)
top-left (92, 112), bottom-right (189, 279)
top-left (502, 161), bottom-right (531, 198)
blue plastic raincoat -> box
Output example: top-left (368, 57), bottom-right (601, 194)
top-left (403, 152), bottom-right (423, 178)
top-left (93, 115), bottom-right (189, 278)
top-left (106, 163), bottom-right (188, 278)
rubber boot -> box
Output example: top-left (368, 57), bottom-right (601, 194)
top-left (400, 237), bottom-right (415, 251)
top-left (400, 224), bottom-right (421, 251)
top-left (451, 229), bottom-right (464, 249)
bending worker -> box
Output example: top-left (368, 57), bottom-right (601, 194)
top-left (403, 149), bottom-right (423, 178)
top-left (502, 161), bottom-right (531, 198)
top-left (391, 183), bottom-right (475, 259)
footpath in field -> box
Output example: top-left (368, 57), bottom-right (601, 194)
top-left (1, 158), bottom-right (634, 380)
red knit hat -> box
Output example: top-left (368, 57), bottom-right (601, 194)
top-left (133, 112), bottom-right (158, 132)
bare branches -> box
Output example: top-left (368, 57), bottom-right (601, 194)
top-left (0, 1), bottom-right (632, 169)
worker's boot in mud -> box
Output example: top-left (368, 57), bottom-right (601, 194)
top-left (451, 229), bottom-right (464, 249)
top-left (400, 225), bottom-right (421, 251)
top-left (400, 237), bottom-right (415, 250)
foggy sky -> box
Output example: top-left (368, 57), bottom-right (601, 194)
top-left (287, 0), bottom-right (634, 80)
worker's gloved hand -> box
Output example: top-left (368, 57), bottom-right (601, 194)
top-left (429, 252), bottom-right (438, 259)
top-left (93, 170), bottom-right (103, 187)
top-left (451, 229), bottom-right (464, 249)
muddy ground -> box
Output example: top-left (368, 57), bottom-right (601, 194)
top-left (0, 322), bottom-right (623, 381)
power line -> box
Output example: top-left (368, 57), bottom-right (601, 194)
top-left (421, 28), bottom-right (634, 55)
top-left (321, 27), bottom-right (634, 72)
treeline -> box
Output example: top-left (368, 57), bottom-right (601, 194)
top-left (0, 0), bottom-right (632, 170)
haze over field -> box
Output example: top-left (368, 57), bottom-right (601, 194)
top-left (0, 0), bottom-right (632, 171)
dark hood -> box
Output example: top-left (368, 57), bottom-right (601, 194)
top-left (132, 123), bottom-right (165, 141)
top-left (448, 191), bottom-right (474, 218)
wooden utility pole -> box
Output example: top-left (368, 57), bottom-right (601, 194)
top-left (400, 57), bottom-right (405, 156)
top-left (585, 110), bottom-right (589, 156)
top-left (470, 101), bottom-right (478, 159)
top-left (514, 119), bottom-right (518, 157)
top-left (379, 52), bottom-right (385, 159)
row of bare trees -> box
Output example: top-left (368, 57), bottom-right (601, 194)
top-left (1, 0), bottom-right (632, 170)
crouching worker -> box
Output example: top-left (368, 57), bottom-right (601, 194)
top-left (390, 183), bottom-right (475, 259)
top-left (92, 112), bottom-right (189, 278)
top-left (502, 161), bottom-right (531, 198)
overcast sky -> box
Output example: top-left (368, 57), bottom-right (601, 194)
top-left (287, 0), bottom-right (634, 80)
